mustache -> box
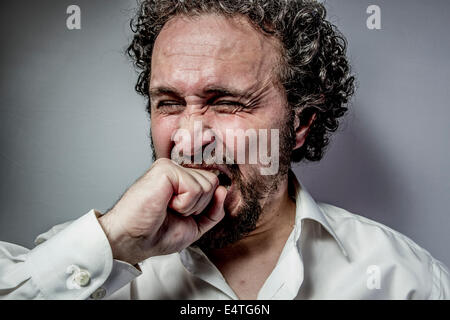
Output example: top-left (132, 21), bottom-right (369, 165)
top-left (171, 148), bottom-right (240, 178)
top-left (170, 146), bottom-right (234, 165)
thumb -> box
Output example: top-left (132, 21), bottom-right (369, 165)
top-left (194, 186), bottom-right (227, 240)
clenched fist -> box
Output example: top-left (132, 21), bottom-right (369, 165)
top-left (98, 158), bottom-right (227, 265)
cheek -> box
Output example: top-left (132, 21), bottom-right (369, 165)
top-left (150, 106), bottom-right (284, 160)
top-left (212, 111), bottom-right (272, 133)
top-left (151, 116), bottom-right (179, 158)
top-left (212, 113), bottom-right (276, 162)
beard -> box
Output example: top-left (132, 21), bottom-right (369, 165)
top-left (150, 109), bottom-right (296, 250)
top-left (193, 165), bottom-right (268, 249)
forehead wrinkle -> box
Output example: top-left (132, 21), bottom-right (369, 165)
top-left (155, 14), bottom-right (271, 62)
top-left (151, 14), bottom-right (283, 98)
top-left (160, 38), bottom-right (259, 64)
top-left (161, 41), bottom-right (222, 59)
top-left (163, 52), bottom-right (229, 62)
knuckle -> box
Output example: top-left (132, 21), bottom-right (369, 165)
top-left (191, 184), bottom-right (203, 196)
top-left (177, 201), bottom-right (195, 214)
top-left (203, 181), bottom-right (214, 194)
top-left (172, 199), bottom-right (189, 212)
top-left (210, 175), bottom-right (219, 188)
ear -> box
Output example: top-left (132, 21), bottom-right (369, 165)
top-left (293, 111), bottom-right (317, 150)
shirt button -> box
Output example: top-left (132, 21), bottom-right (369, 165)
top-left (74, 269), bottom-right (91, 287)
top-left (90, 287), bottom-right (107, 300)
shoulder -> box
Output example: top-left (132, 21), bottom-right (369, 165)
top-left (318, 202), bottom-right (432, 258)
top-left (317, 202), bottom-right (450, 299)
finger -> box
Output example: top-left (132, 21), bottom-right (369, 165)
top-left (167, 169), bottom-right (204, 216)
top-left (190, 168), bottom-right (220, 187)
top-left (194, 186), bottom-right (227, 240)
top-left (188, 170), bottom-right (219, 215)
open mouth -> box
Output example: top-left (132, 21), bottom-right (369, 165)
top-left (216, 171), bottom-right (232, 190)
top-left (182, 165), bottom-right (233, 191)
top-left (205, 169), bottom-right (232, 191)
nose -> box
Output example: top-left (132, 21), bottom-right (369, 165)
top-left (172, 112), bottom-right (215, 160)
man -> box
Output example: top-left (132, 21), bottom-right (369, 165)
top-left (1, 0), bottom-right (449, 300)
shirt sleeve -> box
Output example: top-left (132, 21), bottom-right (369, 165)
top-left (429, 258), bottom-right (450, 300)
top-left (0, 210), bottom-right (141, 300)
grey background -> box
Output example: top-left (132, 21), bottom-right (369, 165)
top-left (1, 1), bottom-right (449, 267)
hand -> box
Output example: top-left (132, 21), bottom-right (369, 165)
top-left (98, 158), bottom-right (227, 265)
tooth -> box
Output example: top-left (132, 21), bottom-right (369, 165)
top-left (212, 170), bottom-right (220, 176)
top-left (226, 185), bottom-right (231, 190)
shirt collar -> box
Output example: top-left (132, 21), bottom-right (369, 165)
top-left (184, 169), bottom-right (349, 260)
top-left (288, 169), bottom-right (349, 258)
top-left (179, 169), bottom-right (349, 299)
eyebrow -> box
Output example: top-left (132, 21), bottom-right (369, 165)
top-left (203, 85), bottom-right (249, 99)
top-left (149, 86), bottom-right (183, 100)
top-left (149, 85), bottom-right (250, 101)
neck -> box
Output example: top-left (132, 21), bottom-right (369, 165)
top-left (206, 173), bottom-right (297, 262)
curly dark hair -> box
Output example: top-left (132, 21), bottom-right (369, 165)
top-left (126, 0), bottom-right (355, 163)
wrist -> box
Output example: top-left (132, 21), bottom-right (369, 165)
top-left (98, 213), bottom-right (132, 263)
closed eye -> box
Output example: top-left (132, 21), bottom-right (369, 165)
top-left (213, 101), bottom-right (245, 107)
top-left (210, 100), bottom-right (247, 112)
top-left (156, 101), bottom-right (185, 114)
top-left (155, 100), bottom-right (247, 114)
top-left (158, 101), bottom-right (184, 107)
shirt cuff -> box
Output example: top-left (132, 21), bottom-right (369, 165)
top-left (26, 209), bottom-right (141, 299)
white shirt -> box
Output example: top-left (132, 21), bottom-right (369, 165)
top-left (1, 171), bottom-right (449, 299)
